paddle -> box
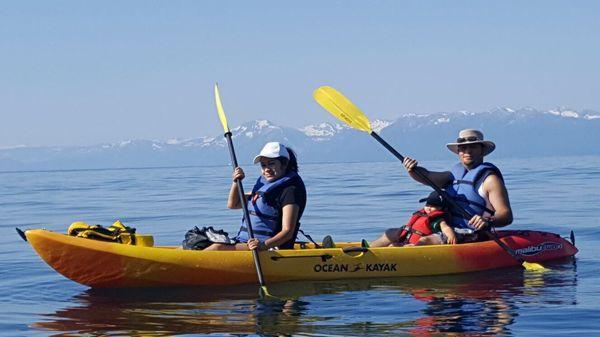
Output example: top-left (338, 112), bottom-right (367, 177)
top-left (313, 86), bottom-right (547, 272)
top-left (214, 84), bottom-right (272, 295)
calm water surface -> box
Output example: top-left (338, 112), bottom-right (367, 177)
top-left (1, 156), bottom-right (599, 336)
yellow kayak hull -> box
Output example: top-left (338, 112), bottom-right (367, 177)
top-left (25, 229), bottom-right (577, 288)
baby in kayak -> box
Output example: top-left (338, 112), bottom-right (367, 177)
top-left (369, 191), bottom-right (457, 247)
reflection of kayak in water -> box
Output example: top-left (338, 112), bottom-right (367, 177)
top-left (23, 228), bottom-right (577, 288)
top-left (31, 269), bottom-right (577, 336)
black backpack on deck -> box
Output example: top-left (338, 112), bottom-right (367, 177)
top-left (182, 226), bottom-right (236, 250)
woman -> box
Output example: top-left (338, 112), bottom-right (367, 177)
top-left (205, 142), bottom-right (306, 251)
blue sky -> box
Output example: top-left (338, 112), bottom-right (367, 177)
top-left (1, 1), bottom-right (599, 147)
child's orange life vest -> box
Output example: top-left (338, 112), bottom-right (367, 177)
top-left (398, 209), bottom-right (447, 244)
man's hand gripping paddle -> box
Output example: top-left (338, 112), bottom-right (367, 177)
top-left (313, 86), bottom-right (547, 272)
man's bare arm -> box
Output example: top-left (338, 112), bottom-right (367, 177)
top-left (403, 157), bottom-right (453, 189)
top-left (484, 174), bottom-right (513, 227)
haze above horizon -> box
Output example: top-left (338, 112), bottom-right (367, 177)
top-left (2, 1), bottom-right (599, 147)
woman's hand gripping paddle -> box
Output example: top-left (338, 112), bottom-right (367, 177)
top-left (214, 84), bottom-right (275, 297)
top-left (313, 86), bottom-right (547, 272)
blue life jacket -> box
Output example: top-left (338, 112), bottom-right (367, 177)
top-left (235, 171), bottom-right (301, 246)
top-left (445, 162), bottom-right (503, 229)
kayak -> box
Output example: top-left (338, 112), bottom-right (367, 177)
top-left (23, 228), bottom-right (577, 288)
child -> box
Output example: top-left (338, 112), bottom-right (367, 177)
top-left (369, 191), bottom-right (457, 247)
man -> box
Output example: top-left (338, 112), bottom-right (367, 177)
top-left (403, 129), bottom-right (513, 232)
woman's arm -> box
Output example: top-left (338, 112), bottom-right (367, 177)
top-left (251, 204), bottom-right (299, 250)
top-left (227, 167), bottom-right (251, 209)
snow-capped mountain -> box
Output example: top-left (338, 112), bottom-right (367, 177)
top-left (299, 122), bottom-right (345, 140)
top-left (1, 107), bottom-right (598, 171)
top-left (299, 119), bottom-right (392, 140)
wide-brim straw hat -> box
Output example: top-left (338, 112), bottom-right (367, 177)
top-left (446, 129), bottom-right (496, 156)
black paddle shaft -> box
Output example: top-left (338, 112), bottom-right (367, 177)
top-left (224, 132), bottom-right (266, 286)
top-left (370, 132), bottom-right (471, 219)
top-left (370, 132), bottom-right (526, 263)
top-left (225, 132), bottom-right (256, 238)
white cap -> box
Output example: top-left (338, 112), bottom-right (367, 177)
top-left (253, 142), bottom-right (290, 164)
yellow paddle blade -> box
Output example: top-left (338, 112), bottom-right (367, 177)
top-left (523, 261), bottom-right (549, 272)
top-left (260, 285), bottom-right (292, 301)
top-left (214, 83), bottom-right (230, 133)
top-left (313, 86), bottom-right (372, 133)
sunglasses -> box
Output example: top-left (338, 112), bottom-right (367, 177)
top-left (456, 136), bottom-right (481, 143)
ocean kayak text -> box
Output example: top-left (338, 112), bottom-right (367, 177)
top-left (313, 263), bottom-right (397, 273)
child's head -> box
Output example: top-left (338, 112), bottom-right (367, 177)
top-left (419, 191), bottom-right (446, 213)
top-left (424, 204), bottom-right (442, 213)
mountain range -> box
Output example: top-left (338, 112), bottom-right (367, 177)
top-left (1, 107), bottom-right (598, 171)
